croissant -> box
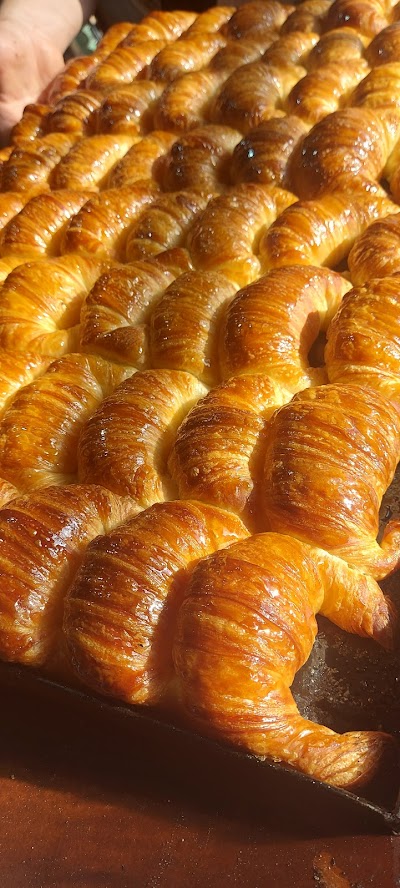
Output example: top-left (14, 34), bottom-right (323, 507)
top-left (149, 270), bottom-right (236, 385)
top-left (0, 0), bottom-right (399, 797)
top-left (148, 35), bottom-right (227, 83)
top-left (284, 59), bottom-right (370, 125)
top-left (153, 69), bottom-right (226, 133)
top-left (306, 26), bottom-right (367, 67)
top-left (219, 265), bottom-right (350, 387)
top-left (60, 185), bottom-right (157, 259)
top-left (0, 353), bottom-right (132, 491)
top-left (0, 484), bottom-right (138, 666)
top-left (0, 254), bottom-right (106, 355)
top-left (229, 116), bottom-right (310, 189)
top-left (210, 60), bottom-right (305, 133)
top-left (0, 191), bottom-right (89, 259)
top-left (169, 373), bottom-right (288, 525)
top-left (120, 10), bottom-right (197, 44)
top-left (350, 61), bottom-right (400, 108)
top-left (64, 500), bottom-right (248, 703)
top-left (45, 90), bottom-right (103, 137)
top-left (261, 31), bottom-right (318, 67)
top-left (160, 125), bottom-right (241, 196)
top-left (288, 107), bottom-right (400, 199)
top-left (323, 0), bottom-right (395, 38)
top-left (84, 40), bottom-right (168, 92)
top-left (10, 104), bottom-right (49, 145)
top-left (49, 134), bottom-right (136, 192)
top-left (224, 1), bottom-right (292, 39)
top-left (365, 20), bottom-right (400, 65)
top-left (80, 259), bottom-right (176, 365)
top-left (325, 276), bottom-right (400, 402)
top-left (261, 383), bottom-right (400, 578)
top-left (95, 82), bottom-right (164, 136)
top-left (280, 0), bottom-right (331, 33)
top-left (42, 55), bottom-right (99, 105)
top-left (0, 350), bottom-right (49, 415)
top-left (173, 533), bottom-right (395, 788)
top-left (77, 369), bottom-right (207, 505)
top-left (1, 133), bottom-right (78, 196)
top-left (186, 182), bottom-right (296, 287)
top-left (259, 193), bottom-right (397, 270)
top-left (347, 212), bottom-right (400, 284)
top-left (124, 190), bottom-right (208, 262)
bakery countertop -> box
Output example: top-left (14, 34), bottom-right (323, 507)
top-left (1, 672), bottom-right (398, 888)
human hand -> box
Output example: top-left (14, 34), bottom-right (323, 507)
top-left (0, 19), bottom-right (65, 145)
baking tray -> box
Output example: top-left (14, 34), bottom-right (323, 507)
top-left (1, 592), bottom-right (400, 839)
top-left (3, 430), bottom-right (400, 842)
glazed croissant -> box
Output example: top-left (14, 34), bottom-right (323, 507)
top-left (262, 383), bottom-right (400, 578)
top-left (173, 532), bottom-right (395, 787)
top-left (0, 0), bottom-right (398, 796)
top-left (64, 519), bottom-right (395, 787)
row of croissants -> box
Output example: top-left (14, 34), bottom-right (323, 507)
top-left (1, 0), bottom-right (400, 791)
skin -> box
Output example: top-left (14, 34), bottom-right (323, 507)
top-left (0, 0), bottom-right (95, 145)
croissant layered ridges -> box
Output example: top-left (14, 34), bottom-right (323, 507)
top-left (172, 533), bottom-right (395, 786)
top-left (1, 0), bottom-right (400, 793)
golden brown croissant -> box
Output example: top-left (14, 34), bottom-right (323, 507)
top-left (365, 19), bottom-right (400, 64)
top-left (0, 254), bottom-right (106, 355)
top-left (107, 131), bottom-right (176, 189)
top-left (160, 125), bottom-right (241, 196)
top-left (0, 350), bottom-right (50, 415)
top-left (281, 0), bottom-right (331, 33)
top-left (324, 0), bottom-right (395, 37)
top-left (49, 134), bottom-right (135, 192)
top-left (325, 275), bottom-right (400, 401)
top-left (120, 10), bottom-right (197, 44)
top-left (0, 353), bottom-right (133, 491)
top-left (224, 1), bottom-right (292, 39)
top-left (148, 35), bottom-right (227, 83)
top-left (350, 61), bottom-right (400, 108)
top-left (45, 90), bottom-right (102, 137)
top-left (153, 69), bottom-right (225, 133)
top-left (1, 133), bottom-right (78, 196)
top-left (168, 374), bottom-right (288, 525)
top-left (306, 26), bottom-right (367, 67)
top-left (261, 31), bottom-right (319, 67)
top-left (80, 259), bottom-right (176, 365)
top-left (0, 193), bottom-right (27, 230)
top-left (43, 55), bottom-right (100, 105)
top-left (261, 382), bottom-right (400, 579)
top-left (287, 107), bottom-right (400, 198)
top-left (77, 368), bottom-right (207, 505)
top-left (210, 60), bottom-right (305, 133)
top-left (219, 265), bottom-right (350, 388)
top-left (95, 82), bottom-right (164, 136)
top-left (10, 103), bottom-right (50, 145)
top-left (64, 499), bottom-right (248, 703)
top-left (347, 211), bottom-right (400, 283)
top-left (186, 182), bottom-right (297, 287)
top-left (149, 270), bottom-right (236, 385)
top-left (259, 193), bottom-right (397, 271)
top-left (124, 190), bottom-right (209, 263)
top-left (0, 191), bottom-right (89, 259)
top-left (285, 59), bottom-right (370, 124)
top-left (173, 532), bottom-right (395, 787)
top-left (60, 185), bottom-right (157, 259)
top-left (0, 484), bottom-right (138, 666)
top-left (87, 40), bottom-right (169, 92)
top-left (229, 116), bottom-right (310, 189)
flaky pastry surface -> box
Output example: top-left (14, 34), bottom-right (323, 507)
top-left (1, 0), bottom-right (400, 791)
